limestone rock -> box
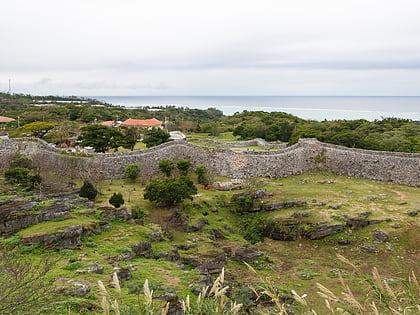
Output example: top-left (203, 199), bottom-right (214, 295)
top-left (233, 245), bottom-right (263, 262)
top-left (182, 250), bottom-right (227, 274)
top-left (373, 231), bottom-right (390, 242)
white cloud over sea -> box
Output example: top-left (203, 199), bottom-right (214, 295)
top-left (1, 0), bottom-right (420, 96)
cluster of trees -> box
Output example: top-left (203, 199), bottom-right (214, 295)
top-left (77, 125), bottom-right (171, 152)
top-left (289, 118), bottom-right (420, 152)
top-left (226, 112), bottom-right (420, 153)
top-left (4, 154), bottom-right (42, 190)
top-left (143, 159), bottom-right (208, 205)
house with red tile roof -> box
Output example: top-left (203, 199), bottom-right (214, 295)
top-left (0, 115), bottom-right (15, 123)
top-left (0, 116), bottom-right (15, 129)
top-left (121, 118), bottom-right (162, 129)
top-left (100, 120), bottom-right (118, 127)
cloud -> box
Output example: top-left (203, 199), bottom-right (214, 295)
top-left (1, 0), bottom-right (420, 95)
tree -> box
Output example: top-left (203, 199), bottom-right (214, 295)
top-left (144, 176), bottom-right (197, 206)
top-left (142, 128), bottom-right (171, 148)
top-left (43, 121), bottom-right (80, 147)
top-left (8, 153), bottom-right (34, 169)
top-left (78, 124), bottom-right (124, 153)
top-left (124, 164), bottom-right (141, 181)
top-left (4, 154), bottom-right (42, 189)
top-left (121, 127), bottom-right (139, 151)
top-left (0, 246), bottom-right (56, 314)
top-left (109, 192), bottom-right (125, 208)
top-left (12, 121), bottom-right (57, 138)
top-left (159, 159), bottom-right (175, 177)
top-left (4, 168), bottom-right (30, 185)
top-left (195, 164), bottom-right (209, 186)
top-left (79, 180), bottom-right (98, 200)
top-left (176, 159), bottom-right (191, 176)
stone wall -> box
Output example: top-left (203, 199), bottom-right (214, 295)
top-left (190, 138), bottom-right (287, 149)
top-left (0, 138), bottom-right (419, 186)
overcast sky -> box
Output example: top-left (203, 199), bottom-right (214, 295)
top-left (1, 0), bottom-right (420, 96)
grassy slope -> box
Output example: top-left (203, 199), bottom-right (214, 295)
top-left (0, 170), bottom-right (419, 314)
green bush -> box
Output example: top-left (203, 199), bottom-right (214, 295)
top-left (158, 159), bottom-right (175, 177)
top-left (131, 205), bottom-right (146, 219)
top-left (61, 261), bottom-right (84, 270)
top-left (231, 196), bottom-right (254, 214)
top-left (4, 167), bottom-right (30, 184)
top-left (124, 164), bottom-right (140, 181)
top-left (144, 176), bottom-right (197, 206)
top-left (9, 153), bottom-right (34, 169)
top-left (195, 164), bottom-right (209, 186)
top-left (176, 159), bottom-right (191, 176)
top-left (79, 180), bottom-right (98, 201)
top-left (109, 192), bottom-right (124, 208)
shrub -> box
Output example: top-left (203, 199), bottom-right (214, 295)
top-left (176, 159), bottom-right (191, 176)
top-left (144, 176), bottom-right (197, 206)
top-left (124, 164), bottom-right (140, 181)
top-left (9, 153), bottom-right (34, 169)
top-left (4, 167), bottom-right (30, 184)
top-left (131, 205), bottom-right (146, 220)
top-left (231, 196), bottom-right (254, 214)
top-left (79, 180), bottom-right (98, 201)
top-left (158, 159), bottom-right (175, 177)
top-left (109, 192), bottom-right (125, 208)
top-left (195, 164), bottom-right (209, 186)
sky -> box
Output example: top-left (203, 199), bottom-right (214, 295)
top-left (1, 0), bottom-right (420, 96)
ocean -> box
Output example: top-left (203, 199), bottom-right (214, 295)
top-left (91, 96), bottom-right (420, 121)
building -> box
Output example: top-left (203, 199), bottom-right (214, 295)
top-left (100, 120), bottom-right (121, 127)
top-left (0, 116), bottom-right (15, 129)
top-left (121, 118), bottom-right (162, 129)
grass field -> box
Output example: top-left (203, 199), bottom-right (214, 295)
top-left (0, 170), bottom-right (419, 314)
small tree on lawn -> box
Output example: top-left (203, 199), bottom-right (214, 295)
top-left (176, 159), bottom-right (191, 176)
top-left (159, 159), bottom-right (175, 177)
top-left (125, 164), bottom-right (141, 181)
top-left (109, 192), bottom-right (125, 208)
top-left (195, 164), bottom-right (209, 186)
top-left (79, 180), bottom-right (98, 200)
top-left (144, 176), bottom-right (197, 206)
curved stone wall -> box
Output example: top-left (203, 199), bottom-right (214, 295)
top-left (0, 138), bottom-right (419, 186)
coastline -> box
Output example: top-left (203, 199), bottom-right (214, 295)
top-left (89, 96), bottom-right (420, 121)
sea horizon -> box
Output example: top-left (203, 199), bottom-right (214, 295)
top-left (89, 96), bottom-right (420, 121)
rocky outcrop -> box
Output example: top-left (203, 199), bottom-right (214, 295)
top-left (231, 189), bottom-right (266, 201)
top-left (182, 218), bottom-right (209, 232)
top-left (233, 245), bottom-right (264, 262)
top-left (0, 193), bottom-right (92, 235)
top-left (252, 200), bottom-right (307, 212)
top-left (263, 220), bottom-right (345, 241)
top-left (21, 222), bottom-right (109, 249)
top-left (344, 212), bottom-right (383, 230)
top-left (56, 280), bottom-right (91, 297)
top-left (99, 207), bottom-right (132, 221)
top-left (181, 250), bottom-right (227, 274)
top-left (22, 225), bottom-right (84, 249)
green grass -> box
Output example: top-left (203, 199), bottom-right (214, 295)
top-left (187, 132), bottom-right (239, 142)
top-left (20, 217), bottom-right (99, 237)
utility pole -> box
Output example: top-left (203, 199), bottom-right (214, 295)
top-left (8, 79), bottom-right (11, 95)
